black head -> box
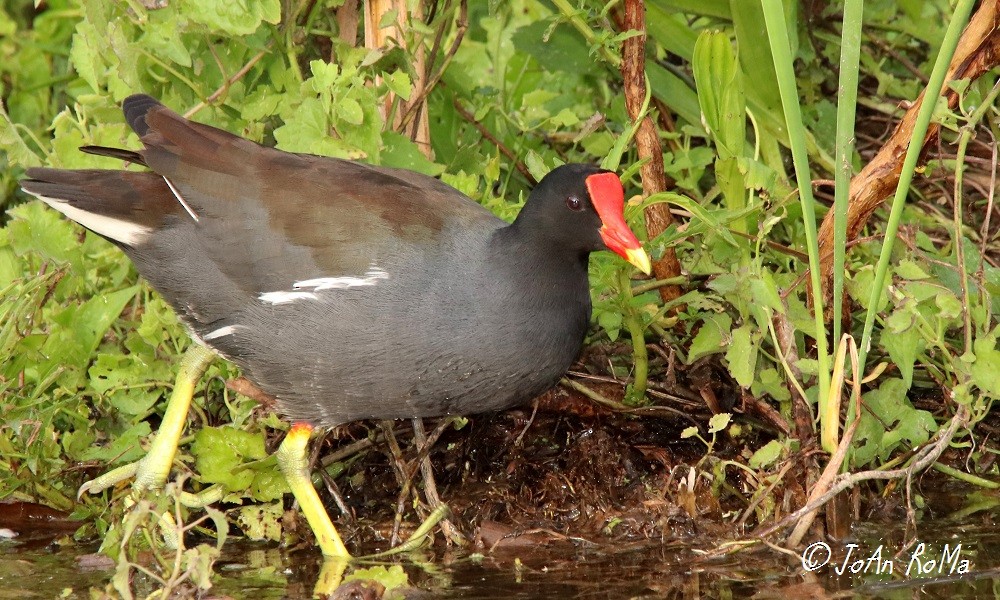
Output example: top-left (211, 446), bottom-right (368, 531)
top-left (512, 164), bottom-right (650, 272)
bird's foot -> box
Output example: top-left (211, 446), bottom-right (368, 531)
top-left (77, 461), bottom-right (141, 498)
top-left (369, 504), bottom-right (451, 558)
top-left (77, 345), bottom-right (217, 549)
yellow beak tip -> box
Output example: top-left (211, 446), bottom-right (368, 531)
top-left (626, 248), bottom-right (652, 276)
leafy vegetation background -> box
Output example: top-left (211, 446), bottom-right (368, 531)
top-left (1, 0), bottom-right (999, 564)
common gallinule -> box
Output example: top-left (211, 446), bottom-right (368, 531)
top-left (21, 94), bottom-right (651, 558)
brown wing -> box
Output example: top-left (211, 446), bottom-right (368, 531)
top-left (124, 96), bottom-right (498, 291)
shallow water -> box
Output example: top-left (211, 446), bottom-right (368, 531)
top-left (5, 513), bottom-right (1000, 599)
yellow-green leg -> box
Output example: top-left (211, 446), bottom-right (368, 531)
top-left (79, 345), bottom-right (216, 498)
top-left (276, 423), bottom-right (451, 558)
top-left (277, 422), bottom-right (451, 597)
top-left (276, 422), bottom-right (352, 558)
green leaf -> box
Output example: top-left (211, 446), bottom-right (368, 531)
top-left (708, 412), bottom-right (731, 433)
top-left (645, 2), bottom-right (699, 60)
top-left (8, 201), bottom-right (85, 268)
top-left (179, 0), bottom-right (280, 35)
top-left (749, 439), bottom-right (785, 469)
top-left (344, 565), bottom-right (409, 594)
top-left (381, 131), bottom-right (444, 176)
top-left (378, 9), bottom-right (399, 29)
top-left (896, 260), bottom-right (930, 280)
top-left (847, 266), bottom-right (889, 312)
top-left (935, 291), bottom-right (962, 320)
top-left (688, 312), bottom-right (733, 363)
top-left (597, 309), bottom-right (623, 342)
top-left (89, 353), bottom-right (161, 415)
top-left (646, 60), bottom-right (701, 127)
top-left (236, 503), bottom-right (284, 542)
top-left (693, 30), bottom-right (746, 159)
top-left (338, 97), bottom-right (365, 126)
top-left (524, 150), bottom-right (549, 183)
top-left (649, 0), bottom-right (731, 19)
top-left (0, 103), bottom-right (42, 167)
top-left (384, 70), bottom-right (412, 100)
top-left (881, 322), bottom-right (923, 391)
top-left (551, 108), bottom-right (579, 127)
top-left (731, 0), bottom-right (787, 118)
top-left (80, 421), bottom-right (152, 464)
top-left (521, 89), bottom-right (559, 111)
top-left (310, 60), bottom-right (340, 90)
top-left (652, 192), bottom-right (738, 247)
top-left (851, 379), bottom-right (936, 467)
top-left (140, 11), bottom-right (192, 68)
top-left (70, 21), bottom-right (103, 93)
top-left (192, 426), bottom-right (268, 492)
top-left (749, 271), bottom-right (785, 315)
top-left (511, 21), bottom-right (594, 75)
top-left (752, 367), bottom-right (791, 402)
top-left (970, 334), bottom-right (1000, 399)
top-left (250, 466), bottom-right (289, 502)
top-left (440, 171), bottom-right (480, 200)
top-left (725, 324), bottom-right (756, 387)
top-left (74, 286), bottom-right (139, 352)
top-left (43, 285), bottom-right (139, 368)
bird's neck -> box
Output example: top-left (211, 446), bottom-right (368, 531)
top-left (490, 222), bottom-right (592, 326)
top-left (495, 220), bottom-right (590, 277)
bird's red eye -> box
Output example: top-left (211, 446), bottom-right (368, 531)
top-left (565, 196), bottom-right (583, 211)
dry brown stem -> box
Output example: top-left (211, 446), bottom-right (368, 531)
top-left (619, 0), bottom-right (682, 303)
top-left (365, 0), bottom-right (432, 157)
top-left (816, 2), bottom-right (1000, 314)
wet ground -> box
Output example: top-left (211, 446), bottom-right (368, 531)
top-left (5, 384), bottom-right (1000, 598)
top-left (4, 514), bottom-right (1000, 599)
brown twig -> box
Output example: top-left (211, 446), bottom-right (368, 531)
top-left (867, 33), bottom-right (931, 83)
top-left (411, 418), bottom-right (465, 546)
top-left (184, 49), bottom-right (269, 118)
top-left (225, 376), bottom-right (278, 411)
top-left (784, 335), bottom-right (860, 547)
top-left (618, 0), bottom-right (682, 304)
top-left (753, 403), bottom-right (969, 542)
top-left (398, 0), bottom-right (468, 136)
top-left (452, 98), bottom-right (536, 184)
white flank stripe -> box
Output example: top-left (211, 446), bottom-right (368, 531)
top-left (163, 177), bottom-right (200, 222)
top-left (203, 324), bottom-right (245, 340)
top-left (258, 266), bottom-right (388, 305)
top-left (35, 195), bottom-right (152, 246)
top-left (258, 291), bottom-right (318, 305)
top-left (294, 267), bottom-right (389, 290)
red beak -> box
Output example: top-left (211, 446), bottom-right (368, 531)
top-left (586, 172), bottom-right (652, 274)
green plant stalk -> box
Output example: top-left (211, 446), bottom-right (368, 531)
top-left (620, 269), bottom-right (649, 404)
top-left (760, 0), bottom-right (832, 451)
top-left (953, 123), bottom-right (973, 356)
top-left (857, 0), bottom-right (976, 370)
top-left (139, 49), bottom-right (204, 98)
top-left (951, 80), bottom-right (1000, 352)
top-left (827, 0), bottom-right (864, 453)
top-left (967, 79), bottom-right (1000, 275)
top-left (550, 0), bottom-right (621, 67)
top-left (932, 462), bottom-right (1000, 489)
top-left (632, 276), bottom-right (686, 295)
top-left (1, 106), bottom-right (43, 164)
top-left (765, 313), bottom-right (811, 413)
top-left (832, 0), bottom-right (863, 350)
